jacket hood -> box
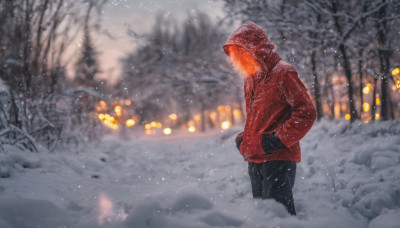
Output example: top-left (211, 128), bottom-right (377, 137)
top-left (223, 21), bottom-right (281, 75)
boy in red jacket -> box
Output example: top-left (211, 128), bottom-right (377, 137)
top-left (223, 22), bottom-right (317, 215)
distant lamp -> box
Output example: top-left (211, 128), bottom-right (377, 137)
top-left (163, 128), bottom-right (172, 135)
top-left (221, 121), bottom-right (231, 130)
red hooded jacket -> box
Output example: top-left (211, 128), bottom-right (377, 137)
top-left (223, 22), bottom-right (316, 163)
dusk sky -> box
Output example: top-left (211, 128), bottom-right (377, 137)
top-left (90, 0), bottom-right (225, 84)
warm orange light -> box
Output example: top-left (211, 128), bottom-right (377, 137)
top-left (209, 111), bottom-right (217, 120)
top-left (99, 100), bottom-right (107, 110)
top-left (98, 113), bottom-right (105, 121)
top-left (345, 114), bottom-right (351, 120)
top-left (362, 86), bottom-right (370, 94)
top-left (145, 124), bottom-right (151, 130)
top-left (188, 126), bottom-right (196, 133)
top-left (221, 121), bottom-right (231, 130)
top-left (126, 119), bottom-right (135, 127)
top-left (111, 124), bottom-right (119, 130)
top-left (114, 106), bottom-right (122, 116)
top-left (156, 122), bottom-right (162, 128)
top-left (150, 121), bottom-right (157, 128)
top-left (124, 99), bottom-right (131, 106)
top-left (375, 113), bottom-right (380, 120)
top-left (363, 103), bottom-right (370, 112)
top-left (392, 68), bottom-right (400, 76)
top-left (145, 129), bottom-right (152, 135)
top-left (364, 117), bottom-right (372, 124)
top-left (194, 114), bottom-right (201, 121)
top-left (163, 128), bottom-right (172, 135)
top-left (228, 45), bottom-right (261, 76)
top-left (376, 97), bottom-right (381, 105)
top-left (233, 109), bottom-right (242, 119)
top-left (169, 114), bottom-right (177, 120)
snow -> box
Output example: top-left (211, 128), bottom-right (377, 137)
top-left (0, 120), bottom-right (400, 228)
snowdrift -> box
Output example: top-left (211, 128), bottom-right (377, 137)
top-left (0, 120), bottom-right (399, 228)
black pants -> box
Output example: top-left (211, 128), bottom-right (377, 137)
top-left (248, 161), bottom-right (296, 215)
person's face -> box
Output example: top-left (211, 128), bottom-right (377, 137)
top-left (228, 45), bottom-right (260, 76)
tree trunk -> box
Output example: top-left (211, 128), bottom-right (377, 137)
top-left (331, 0), bottom-right (358, 122)
top-left (377, 0), bottom-right (394, 120)
top-left (311, 50), bottom-right (323, 120)
top-left (358, 49), bottom-right (364, 118)
top-left (200, 103), bottom-right (206, 132)
top-left (371, 78), bottom-right (378, 121)
top-left (339, 44), bottom-right (358, 122)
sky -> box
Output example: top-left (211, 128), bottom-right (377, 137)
top-left (91, 0), bottom-right (225, 84)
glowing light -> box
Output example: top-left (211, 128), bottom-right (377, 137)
top-left (163, 128), bottom-right (172, 135)
top-left (114, 106), bottom-right (122, 116)
top-left (233, 109), bottom-right (242, 119)
top-left (364, 117), bottom-right (372, 124)
top-left (99, 100), bottom-right (107, 110)
top-left (124, 99), bottom-right (131, 106)
top-left (96, 106), bottom-right (102, 112)
top-left (145, 124), bottom-right (151, 130)
top-left (221, 121), bottom-right (231, 130)
top-left (397, 80), bottom-right (400, 88)
top-left (126, 119), bottom-right (135, 127)
top-left (150, 121), bottom-right (157, 128)
top-left (393, 85), bottom-right (397, 91)
top-left (169, 113), bottom-right (177, 120)
top-left (345, 114), bottom-right (351, 120)
top-left (392, 68), bottom-right (400, 76)
top-left (376, 97), bottom-right (381, 105)
top-left (362, 86), bottom-right (370, 94)
top-left (98, 192), bottom-right (113, 225)
top-left (188, 126), bottom-right (196, 133)
top-left (217, 106), bottom-right (224, 111)
top-left (96, 192), bottom-right (127, 225)
top-left (209, 112), bottom-right (217, 120)
top-left (98, 114), bottom-right (105, 121)
top-left (194, 114), bottom-right (201, 121)
top-left (156, 122), bottom-right (162, 128)
top-left (111, 124), bottom-right (119, 130)
top-left (145, 129), bottom-right (152, 135)
top-left (375, 113), bottom-right (380, 120)
top-left (228, 45), bottom-right (261, 76)
top-left (363, 103), bottom-right (370, 112)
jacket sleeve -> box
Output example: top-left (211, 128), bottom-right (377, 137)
top-left (275, 71), bottom-right (317, 148)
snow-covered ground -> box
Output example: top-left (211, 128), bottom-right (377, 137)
top-left (1, 120), bottom-right (400, 228)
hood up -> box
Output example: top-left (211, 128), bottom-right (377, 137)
top-left (223, 21), bottom-right (281, 76)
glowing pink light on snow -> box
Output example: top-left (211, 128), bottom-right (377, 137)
top-left (97, 192), bottom-right (128, 225)
top-left (98, 192), bottom-right (113, 225)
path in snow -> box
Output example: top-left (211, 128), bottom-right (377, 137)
top-left (0, 120), bottom-right (400, 228)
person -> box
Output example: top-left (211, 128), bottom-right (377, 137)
top-left (223, 22), bottom-right (317, 216)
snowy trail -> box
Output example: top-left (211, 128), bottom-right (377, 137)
top-left (1, 120), bottom-right (400, 228)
